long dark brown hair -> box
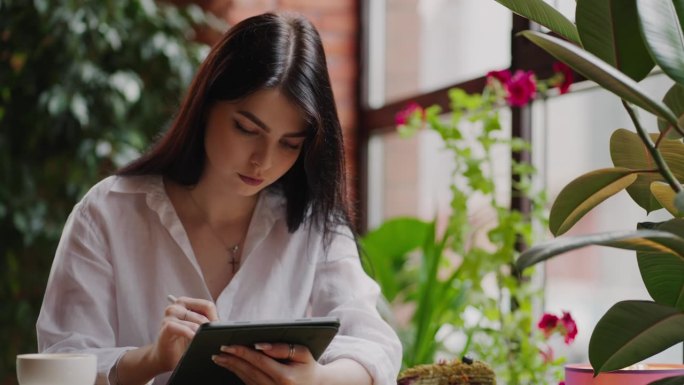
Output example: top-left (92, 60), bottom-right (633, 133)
top-left (118, 12), bottom-right (350, 242)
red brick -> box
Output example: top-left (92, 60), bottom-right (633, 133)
top-left (318, 11), bottom-right (358, 34)
top-left (321, 34), bottom-right (356, 57)
top-left (331, 82), bottom-right (355, 103)
top-left (232, 0), bottom-right (276, 7)
top-left (337, 105), bottom-right (357, 129)
top-left (278, 0), bottom-right (356, 12)
top-left (194, 25), bottom-right (224, 45)
top-left (228, 7), bottom-right (279, 24)
top-left (328, 60), bottom-right (357, 82)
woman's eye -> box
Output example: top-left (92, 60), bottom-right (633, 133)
top-left (235, 121), bottom-right (257, 135)
top-left (281, 141), bottom-right (302, 151)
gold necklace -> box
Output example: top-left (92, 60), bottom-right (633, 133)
top-left (186, 188), bottom-right (242, 274)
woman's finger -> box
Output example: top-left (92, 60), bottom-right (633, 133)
top-left (160, 317), bottom-right (197, 340)
top-left (220, 345), bottom-right (284, 372)
top-left (254, 343), bottom-right (311, 363)
top-left (212, 352), bottom-right (275, 385)
top-left (165, 303), bottom-right (211, 324)
top-left (177, 319), bottom-right (201, 333)
top-left (176, 296), bottom-right (219, 322)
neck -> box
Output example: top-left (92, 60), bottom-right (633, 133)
top-left (188, 177), bottom-right (258, 228)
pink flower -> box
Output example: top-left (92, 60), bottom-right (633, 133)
top-left (561, 311), bottom-right (578, 344)
top-left (395, 102), bottom-right (424, 126)
top-left (552, 61), bottom-right (573, 94)
top-left (504, 70), bottom-right (536, 107)
top-left (486, 69), bottom-right (512, 84)
top-left (537, 313), bottom-right (559, 337)
top-left (559, 382), bottom-right (565, 385)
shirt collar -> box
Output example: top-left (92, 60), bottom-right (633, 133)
top-left (109, 174), bottom-right (283, 230)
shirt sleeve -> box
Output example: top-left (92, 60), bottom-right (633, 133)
top-left (310, 227), bottom-right (402, 385)
top-left (36, 201), bottom-right (133, 385)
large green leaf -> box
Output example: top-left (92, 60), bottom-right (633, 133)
top-left (521, 31), bottom-right (679, 127)
top-left (550, 168), bottom-right (637, 236)
top-left (516, 229), bottom-right (684, 270)
top-left (360, 217), bottom-right (431, 301)
top-left (610, 128), bottom-right (684, 213)
top-left (636, 219), bottom-right (684, 309)
top-left (649, 376), bottom-right (684, 385)
top-left (413, 222), bottom-right (447, 365)
top-left (494, 0), bottom-right (581, 44)
top-left (637, 0), bottom-right (684, 85)
top-left (576, 0), bottom-right (654, 81)
top-left (589, 300), bottom-right (684, 373)
top-left (658, 84), bottom-right (684, 139)
top-left (651, 182), bottom-right (683, 217)
top-left (677, 191), bottom-right (684, 213)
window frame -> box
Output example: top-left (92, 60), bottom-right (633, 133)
top-left (355, 13), bottom-right (574, 232)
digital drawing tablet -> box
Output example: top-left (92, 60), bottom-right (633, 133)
top-left (167, 316), bottom-right (340, 385)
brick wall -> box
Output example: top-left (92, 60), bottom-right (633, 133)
top-left (191, 0), bottom-right (361, 215)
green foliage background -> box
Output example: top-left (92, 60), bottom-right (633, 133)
top-left (0, 0), bottom-right (212, 382)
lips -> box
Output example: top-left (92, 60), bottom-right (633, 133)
top-left (239, 174), bottom-right (264, 186)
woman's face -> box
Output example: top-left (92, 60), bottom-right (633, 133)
top-left (203, 88), bottom-right (307, 196)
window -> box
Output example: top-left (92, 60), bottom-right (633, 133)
top-left (366, 0), bottom-right (511, 108)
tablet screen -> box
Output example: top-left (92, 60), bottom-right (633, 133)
top-left (167, 317), bottom-right (340, 385)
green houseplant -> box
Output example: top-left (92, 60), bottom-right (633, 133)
top-left (360, 72), bottom-right (576, 384)
top-left (492, 0), bottom-right (684, 380)
top-left (0, 1), bottom-right (218, 382)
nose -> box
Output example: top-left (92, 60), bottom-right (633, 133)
top-left (250, 143), bottom-right (274, 171)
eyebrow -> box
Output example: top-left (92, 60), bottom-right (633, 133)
top-left (237, 110), bottom-right (308, 138)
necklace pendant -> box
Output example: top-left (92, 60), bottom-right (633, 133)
top-left (228, 245), bottom-right (240, 274)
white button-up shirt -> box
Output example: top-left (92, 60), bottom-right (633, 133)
top-left (37, 175), bottom-right (402, 385)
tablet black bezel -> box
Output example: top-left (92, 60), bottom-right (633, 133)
top-left (166, 317), bottom-right (340, 385)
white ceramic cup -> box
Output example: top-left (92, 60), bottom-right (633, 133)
top-left (16, 353), bottom-right (97, 385)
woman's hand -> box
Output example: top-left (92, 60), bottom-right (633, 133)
top-left (114, 297), bottom-right (219, 385)
top-left (211, 343), bottom-right (323, 385)
top-left (151, 296), bottom-right (219, 372)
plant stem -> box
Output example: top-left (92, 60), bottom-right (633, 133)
top-left (622, 100), bottom-right (682, 193)
top-left (655, 126), bottom-right (672, 148)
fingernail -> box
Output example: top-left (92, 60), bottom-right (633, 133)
top-left (211, 354), bottom-right (219, 362)
top-left (254, 343), bottom-right (272, 351)
top-left (220, 345), bottom-right (237, 354)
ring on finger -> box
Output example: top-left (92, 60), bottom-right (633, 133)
top-left (287, 344), bottom-right (295, 361)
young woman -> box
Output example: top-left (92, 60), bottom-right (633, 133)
top-left (36, 12), bottom-right (402, 385)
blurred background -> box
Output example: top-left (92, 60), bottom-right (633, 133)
top-left (1, 0), bottom-right (678, 383)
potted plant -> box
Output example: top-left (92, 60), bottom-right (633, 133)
top-left (360, 67), bottom-right (576, 384)
top-left (492, 0), bottom-right (684, 381)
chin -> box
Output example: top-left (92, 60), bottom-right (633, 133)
top-left (238, 184), bottom-right (269, 197)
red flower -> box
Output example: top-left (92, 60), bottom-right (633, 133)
top-left (552, 61), bottom-right (574, 94)
top-left (505, 70), bottom-right (536, 107)
top-left (561, 311), bottom-right (578, 344)
top-left (486, 69), bottom-right (512, 84)
top-left (395, 102), bottom-right (424, 126)
top-left (537, 313), bottom-right (559, 337)
top-left (538, 311), bottom-right (578, 344)
top-left (559, 382), bottom-right (565, 385)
